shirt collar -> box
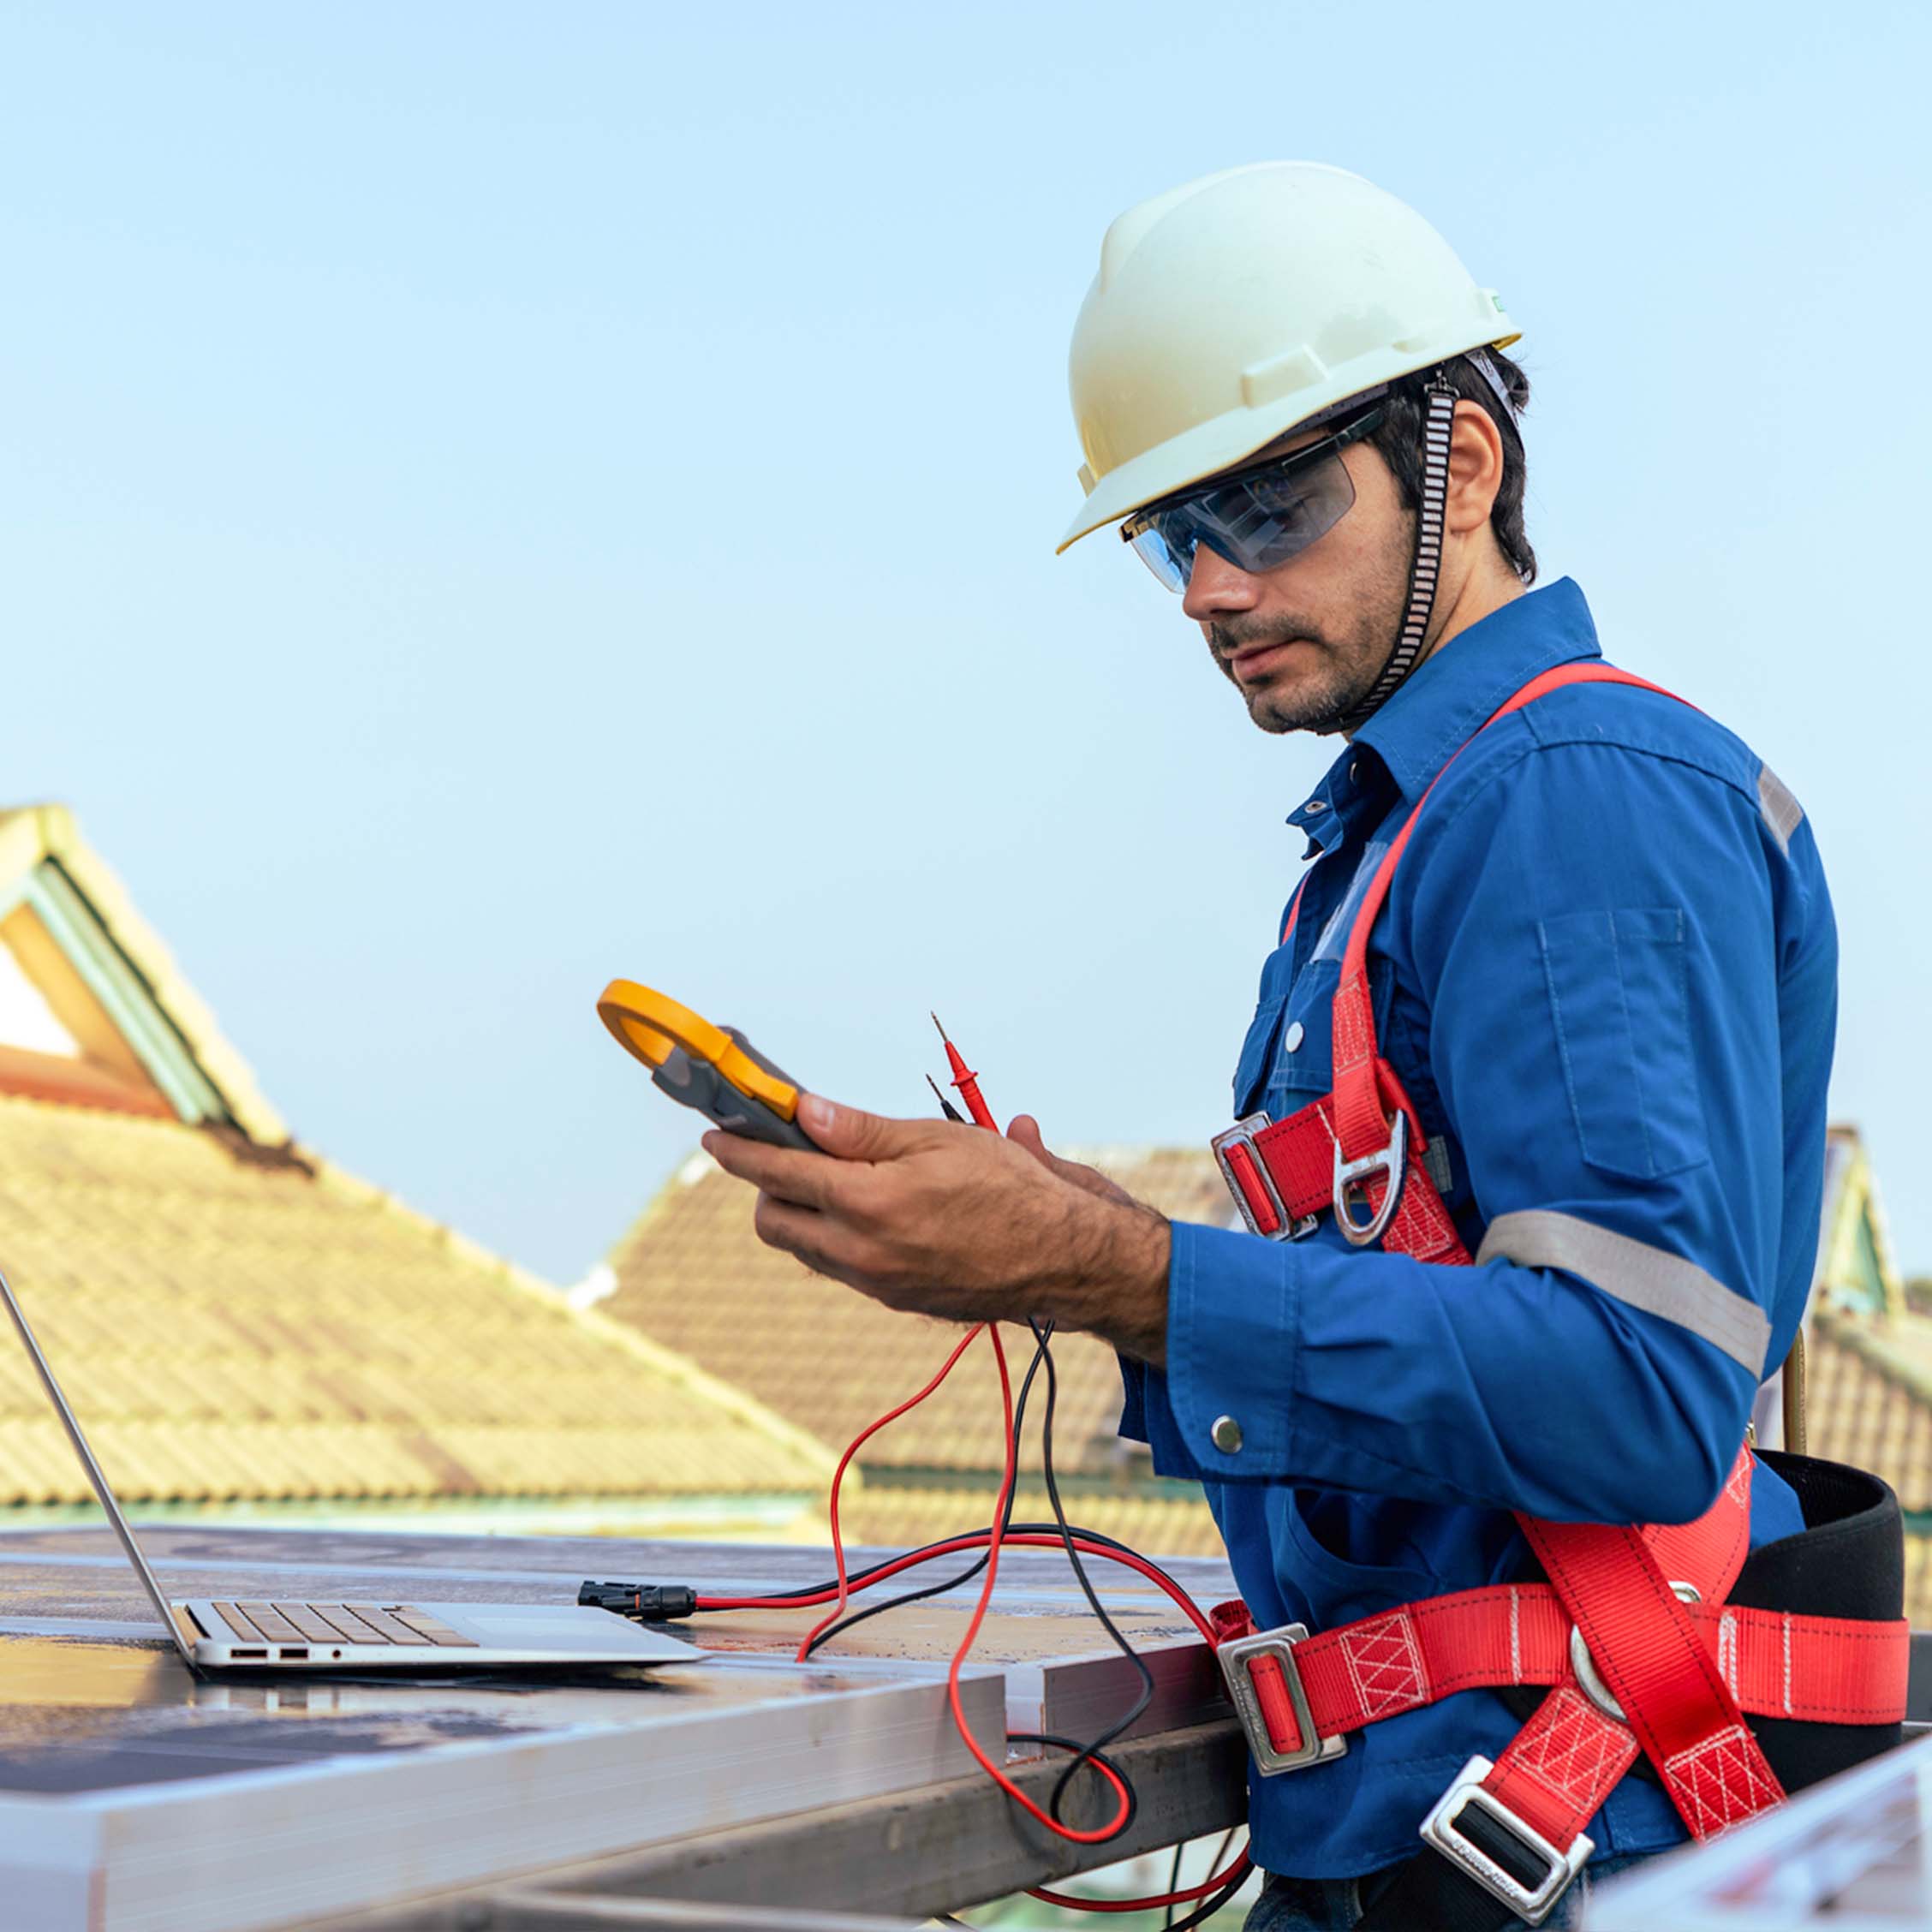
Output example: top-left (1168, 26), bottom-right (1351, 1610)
top-left (1351, 576), bottom-right (1602, 804)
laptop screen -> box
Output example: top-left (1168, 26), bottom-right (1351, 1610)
top-left (0, 1263), bottom-right (198, 1666)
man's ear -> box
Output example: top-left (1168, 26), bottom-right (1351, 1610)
top-left (1444, 398), bottom-right (1506, 537)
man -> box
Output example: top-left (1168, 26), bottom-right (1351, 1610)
top-left (702, 165), bottom-right (1900, 1929)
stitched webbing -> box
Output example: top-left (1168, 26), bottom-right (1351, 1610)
top-left (1329, 664), bottom-right (1688, 1167)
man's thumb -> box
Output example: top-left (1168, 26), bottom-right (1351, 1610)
top-left (797, 1093), bottom-right (909, 1159)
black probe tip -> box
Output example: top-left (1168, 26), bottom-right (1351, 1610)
top-left (926, 1072), bottom-right (966, 1123)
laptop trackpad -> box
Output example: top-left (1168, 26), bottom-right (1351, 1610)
top-left (422, 1601), bottom-right (700, 1661)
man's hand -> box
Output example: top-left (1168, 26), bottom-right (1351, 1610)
top-left (1005, 1114), bottom-right (1139, 1208)
top-left (700, 1094), bottom-right (1170, 1364)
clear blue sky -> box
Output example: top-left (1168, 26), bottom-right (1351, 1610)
top-left (2, 3), bottom-right (1927, 1284)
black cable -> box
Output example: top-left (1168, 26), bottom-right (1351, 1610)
top-left (1031, 1316), bottom-right (1156, 1824)
top-left (714, 1494), bottom-right (1142, 1611)
top-left (796, 1341), bottom-right (1187, 1656)
top-left (1167, 1827), bottom-right (1241, 1931)
top-left (1163, 1863), bottom-right (1250, 1932)
top-left (802, 1316), bottom-right (1162, 1834)
top-left (585, 1519), bottom-right (1130, 1625)
top-left (1162, 1838), bottom-right (1188, 1931)
top-left (802, 1324), bottom-right (1054, 1655)
top-left (1039, 1827), bottom-right (1245, 1932)
top-left (1006, 1730), bottom-right (1139, 1838)
top-left (694, 1510), bottom-right (1149, 1628)
top-left (773, 1085), bottom-right (1180, 1854)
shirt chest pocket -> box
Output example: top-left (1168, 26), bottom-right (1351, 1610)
top-left (1232, 962), bottom-right (1341, 1120)
top-left (1538, 906), bottom-right (1711, 1180)
top-left (1231, 991), bottom-right (1286, 1118)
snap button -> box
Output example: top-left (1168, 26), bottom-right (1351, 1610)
top-left (1301, 800), bottom-right (1327, 815)
top-left (1211, 1414), bottom-right (1243, 1454)
top-left (1283, 1021), bottom-right (1305, 1053)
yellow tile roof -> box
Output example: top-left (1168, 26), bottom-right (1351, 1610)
top-left (0, 1093), bottom-right (834, 1506)
top-left (833, 1484), bottom-right (1230, 1564)
top-left (1805, 1311), bottom-right (1932, 1513)
top-left (603, 1148), bottom-right (1235, 1478)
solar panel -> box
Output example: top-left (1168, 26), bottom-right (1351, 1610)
top-left (1590, 1733), bottom-right (1932, 1929)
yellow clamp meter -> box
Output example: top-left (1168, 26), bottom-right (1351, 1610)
top-left (597, 981), bottom-right (819, 1150)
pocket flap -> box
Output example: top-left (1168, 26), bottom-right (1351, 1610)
top-left (1538, 906), bottom-right (1710, 1181)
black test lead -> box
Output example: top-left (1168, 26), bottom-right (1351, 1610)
top-left (926, 1072), bottom-right (966, 1123)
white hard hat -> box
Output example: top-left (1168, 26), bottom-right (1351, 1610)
top-left (1058, 162), bottom-right (1519, 552)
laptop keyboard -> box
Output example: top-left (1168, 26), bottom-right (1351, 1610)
top-left (212, 1601), bottom-right (480, 1648)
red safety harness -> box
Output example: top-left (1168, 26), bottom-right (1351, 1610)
top-left (1208, 663), bottom-right (1910, 1925)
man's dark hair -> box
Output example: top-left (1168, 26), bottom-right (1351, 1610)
top-left (1367, 346), bottom-right (1535, 584)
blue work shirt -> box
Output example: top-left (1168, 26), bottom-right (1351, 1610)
top-left (1119, 578), bottom-right (1834, 1878)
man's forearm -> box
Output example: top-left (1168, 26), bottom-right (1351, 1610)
top-left (1045, 1197), bottom-right (1171, 1368)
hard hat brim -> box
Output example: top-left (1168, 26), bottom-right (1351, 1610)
top-left (1056, 323), bottom-right (1518, 554)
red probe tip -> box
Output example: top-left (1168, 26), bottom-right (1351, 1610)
top-left (930, 1011), bottom-right (951, 1043)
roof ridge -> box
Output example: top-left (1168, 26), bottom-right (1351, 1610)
top-left (0, 805), bottom-right (288, 1146)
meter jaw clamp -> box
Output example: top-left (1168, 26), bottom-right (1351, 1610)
top-left (597, 981), bottom-right (817, 1150)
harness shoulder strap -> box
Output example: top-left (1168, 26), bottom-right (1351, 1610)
top-left (1328, 663), bottom-right (1690, 1169)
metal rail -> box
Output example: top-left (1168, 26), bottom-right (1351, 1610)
top-left (318, 1720), bottom-right (1249, 1928)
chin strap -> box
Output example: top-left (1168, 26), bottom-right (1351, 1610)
top-left (1342, 376), bottom-right (1457, 730)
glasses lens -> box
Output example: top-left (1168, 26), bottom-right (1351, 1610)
top-left (1124, 444), bottom-right (1360, 593)
top-left (1127, 522), bottom-right (1193, 591)
top-left (1229, 455), bottom-right (1357, 569)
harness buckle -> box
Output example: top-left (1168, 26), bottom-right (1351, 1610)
top-left (1212, 1113), bottom-right (1318, 1243)
top-left (1419, 1755), bottom-right (1593, 1926)
top-left (1216, 1622), bottom-right (1348, 1775)
top-left (1332, 1108), bottom-right (1408, 1247)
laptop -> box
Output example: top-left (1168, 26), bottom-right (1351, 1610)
top-left (0, 1263), bottom-right (702, 1675)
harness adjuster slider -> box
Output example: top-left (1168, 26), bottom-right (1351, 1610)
top-left (1333, 1107), bottom-right (1407, 1247)
top-left (1211, 1113), bottom-right (1317, 1243)
top-left (1216, 1622), bottom-right (1348, 1775)
top-left (1419, 1755), bottom-right (1593, 1926)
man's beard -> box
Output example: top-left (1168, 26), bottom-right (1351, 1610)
top-left (1205, 547), bottom-right (1412, 736)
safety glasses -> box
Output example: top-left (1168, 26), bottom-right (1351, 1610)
top-left (1119, 404), bottom-right (1386, 592)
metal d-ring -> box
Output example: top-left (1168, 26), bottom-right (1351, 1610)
top-left (1332, 1111), bottom-right (1408, 1248)
top-left (1570, 1582), bottom-right (1702, 1723)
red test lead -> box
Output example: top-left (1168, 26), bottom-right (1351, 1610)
top-left (931, 1011), bottom-right (997, 1130)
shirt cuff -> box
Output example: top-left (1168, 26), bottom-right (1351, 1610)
top-left (1163, 1218), bottom-right (1299, 1476)
top-left (1113, 1351), bottom-right (1208, 1481)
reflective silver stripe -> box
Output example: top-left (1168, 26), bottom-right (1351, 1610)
top-left (1757, 764), bottom-right (1803, 855)
top-left (1476, 1209), bottom-right (1771, 1374)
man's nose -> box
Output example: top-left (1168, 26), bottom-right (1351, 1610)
top-left (1181, 543), bottom-right (1262, 621)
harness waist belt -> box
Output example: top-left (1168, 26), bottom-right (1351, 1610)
top-left (1215, 1584), bottom-right (1910, 1759)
